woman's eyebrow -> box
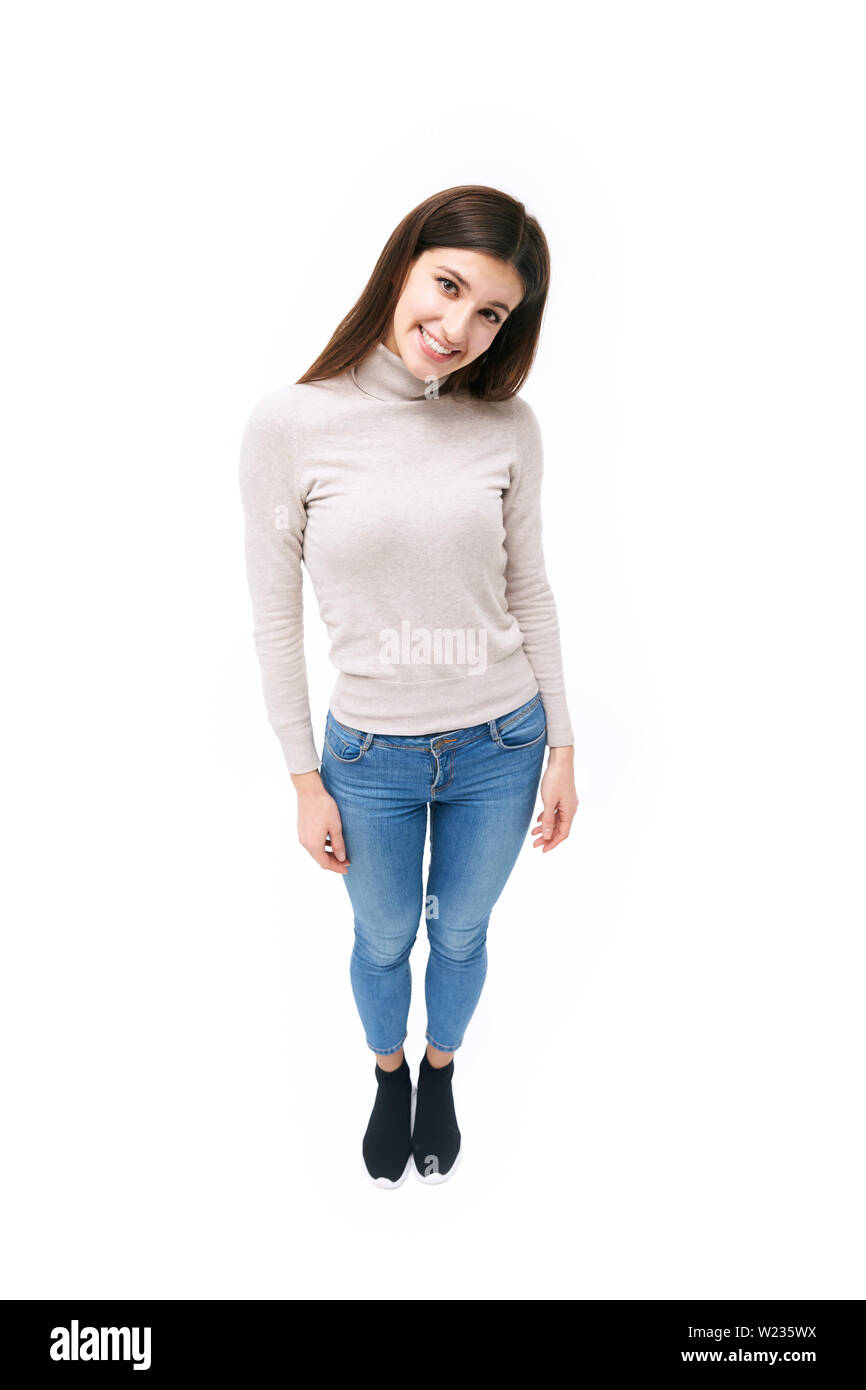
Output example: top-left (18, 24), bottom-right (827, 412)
top-left (435, 265), bottom-right (514, 316)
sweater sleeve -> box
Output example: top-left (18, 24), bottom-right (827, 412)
top-left (238, 389), bottom-right (321, 774)
top-left (502, 398), bottom-right (575, 748)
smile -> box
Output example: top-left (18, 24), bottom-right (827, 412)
top-left (419, 325), bottom-right (458, 357)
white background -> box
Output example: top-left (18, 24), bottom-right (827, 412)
top-left (2, 0), bottom-right (863, 1299)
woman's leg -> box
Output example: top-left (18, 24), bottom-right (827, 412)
top-left (319, 725), bottom-right (429, 1056)
top-left (320, 724), bottom-right (430, 1185)
top-left (423, 710), bottom-right (547, 1054)
top-left (410, 703), bottom-right (546, 1183)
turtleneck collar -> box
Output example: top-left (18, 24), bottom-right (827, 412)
top-left (350, 340), bottom-right (454, 403)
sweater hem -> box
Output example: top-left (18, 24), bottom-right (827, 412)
top-left (327, 646), bottom-right (542, 736)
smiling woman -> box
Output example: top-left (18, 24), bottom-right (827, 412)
top-left (383, 251), bottom-right (523, 371)
top-left (239, 183), bottom-right (579, 1190)
top-left (295, 183), bottom-right (550, 400)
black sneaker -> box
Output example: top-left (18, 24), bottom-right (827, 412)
top-left (411, 1053), bottom-right (462, 1184)
top-left (362, 1056), bottom-right (415, 1189)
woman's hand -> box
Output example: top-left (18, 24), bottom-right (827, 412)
top-left (532, 746), bottom-right (579, 853)
top-left (291, 771), bottom-right (351, 873)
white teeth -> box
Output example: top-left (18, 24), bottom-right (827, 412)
top-left (420, 326), bottom-right (455, 355)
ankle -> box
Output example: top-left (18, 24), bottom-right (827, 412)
top-left (376, 1047), bottom-right (405, 1073)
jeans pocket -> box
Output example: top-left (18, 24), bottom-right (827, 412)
top-left (324, 711), bottom-right (371, 763)
top-left (493, 694), bottom-right (547, 750)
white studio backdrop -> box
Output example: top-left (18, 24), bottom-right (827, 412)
top-left (1, 0), bottom-right (863, 1299)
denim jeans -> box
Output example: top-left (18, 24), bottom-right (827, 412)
top-left (319, 691), bottom-right (547, 1055)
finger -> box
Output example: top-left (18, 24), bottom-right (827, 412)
top-left (531, 809), bottom-right (571, 849)
top-left (323, 836), bottom-right (351, 870)
top-left (308, 843), bottom-right (351, 872)
top-left (541, 824), bottom-right (568, 851)
top-left (321, 848), bottom-right (351, 872)
top-left (549, 810), bottom-right (575, 838)
top-left (327, 826), bottom-right (348, 863)
top-left (532, 806), bottom-right (576, 831)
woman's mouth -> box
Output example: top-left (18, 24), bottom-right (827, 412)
top-left (418, 325), bottom-right (458, 361)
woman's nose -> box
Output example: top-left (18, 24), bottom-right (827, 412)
top-left (441, 308), bottom-right (473, 345)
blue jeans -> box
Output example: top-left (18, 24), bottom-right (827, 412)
top-left (319, 692), bottom-right (547, 1055)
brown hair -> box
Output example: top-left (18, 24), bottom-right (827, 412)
top-left (295, 184), bottom-right (550, 402)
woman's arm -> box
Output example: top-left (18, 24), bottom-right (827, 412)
top-left (238, 391), bottom-right (351, 873)
top-left (502, 398), bottom-right (579, 851)
top-left (501, 397), bottom-right (575, 749)
top-left (238, 389), bottom-right (320, 774)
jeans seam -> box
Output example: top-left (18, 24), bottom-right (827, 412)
top-left (496, 693), bottom-right (541, 735)
top-left (323, 732), bottom-right (369, 763)
top-left (425, 1029), bottom-right (461, 1052)
top-left (370, 1032), bottom-right (408, 1056)
top-left (492, 727), bottom-right (547, 751)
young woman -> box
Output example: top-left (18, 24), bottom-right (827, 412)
top-left (239, 184), bottom-right (579, 1188)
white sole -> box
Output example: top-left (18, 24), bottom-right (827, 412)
top-left (363, 1084), bottom-right (416, 1190)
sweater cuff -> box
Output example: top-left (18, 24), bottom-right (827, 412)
top-left (542, 699), bottom-right (575, 749)
top-left (278, 729), bottom-right (322, 776)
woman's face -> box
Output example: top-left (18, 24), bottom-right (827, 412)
top-left (384, 247), bottom-right (524, 377)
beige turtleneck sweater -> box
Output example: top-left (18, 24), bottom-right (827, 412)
top-left (238, 340), bottom-right (574, 774)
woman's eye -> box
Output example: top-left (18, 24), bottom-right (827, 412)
top-left (435, 277), bottom-right (501, 325)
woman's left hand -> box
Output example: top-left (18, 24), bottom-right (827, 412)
top-left (531, 747), bottom-right (579, 852)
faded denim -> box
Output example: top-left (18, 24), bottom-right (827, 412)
top-left (319, 692), bottom-right (547, 1054)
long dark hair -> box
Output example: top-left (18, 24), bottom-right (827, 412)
top-left (296, 184), bottom-right (550, 402)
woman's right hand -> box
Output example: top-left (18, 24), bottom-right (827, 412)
top-left (291, 771), bottom-right (351, 873)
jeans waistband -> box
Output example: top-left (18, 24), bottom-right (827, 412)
top-left (327, 691), bottom-right (542, 752)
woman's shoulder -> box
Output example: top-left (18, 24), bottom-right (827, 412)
top-left (503, 391), bottom-right (540, 425)
top-left (242, 377), bottom-right (346, 440)
top-left (464, 387), bottom-right (539, 423)
top-left (480, 391), bottom-right (542, 453)
top-left (451, 383), bottom-right (539, 427)
top-left (243, 378), bottom-right (320, 422)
